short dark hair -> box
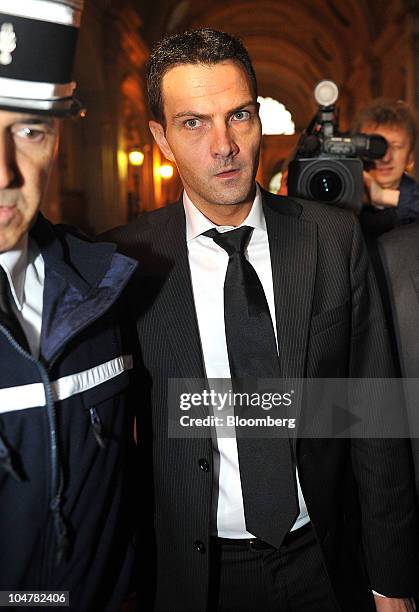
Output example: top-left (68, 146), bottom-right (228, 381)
top-left (147, 28), bottom-right (258, 126)
top-left (353, 98), bottom-right (417, 148)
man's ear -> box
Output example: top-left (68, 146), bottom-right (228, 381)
top-left (407, 148), bottom-right (415, 172)
top-left (149, 120), bottom-right (175, 162)
top-left (52, 118), bottom-right (61, 158)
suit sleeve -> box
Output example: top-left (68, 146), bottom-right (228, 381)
top-left (397, 176), bottom-right (419, 222)
top-left (359, 206), bottom-right (399, 238)
top-left (348, 218), bottom-right (419, 597)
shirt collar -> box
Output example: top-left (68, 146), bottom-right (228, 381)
top-left (183, 184), bottom-right (266, 242)
top-left (0, 234), bottom-right (28, 311)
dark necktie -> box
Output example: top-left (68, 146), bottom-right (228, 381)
top-left (0, 266), bottom-right (30, 352)
top-left (204, 226), bottom-right (298, 547)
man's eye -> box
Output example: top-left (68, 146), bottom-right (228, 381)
top-left (12, 126), bottom-right (47, 142)
top-left (232, 111), bottom-right (250, 122)
top-left (184, 119), bottom-right (202, 130)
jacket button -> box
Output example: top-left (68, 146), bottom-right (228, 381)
top-left (194, 540), bottom-right (206, 554)
top-left (198, 458), bottom-right (210, 472)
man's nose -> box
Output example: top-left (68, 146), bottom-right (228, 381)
top-left (211, 123), bottom-right (239, 158)
top-left (0, 134), bottom-right (15, 189)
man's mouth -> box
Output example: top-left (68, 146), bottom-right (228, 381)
top-left (215, 168), bottom-right (240, 179)
top-left (374, 166), bottom-right (393, 173)
top-left (0, 203), bottom-right (17, 223)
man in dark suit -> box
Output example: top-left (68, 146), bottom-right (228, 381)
top-left (377, 222), bottom-right (419, 497)
top-left (107, 29), bottom-right (418, 611)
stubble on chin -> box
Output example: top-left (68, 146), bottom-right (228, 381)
top-left (206, 173), bottom-right (256, 207)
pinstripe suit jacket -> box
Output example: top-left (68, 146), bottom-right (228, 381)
top-left (378, 221), bottom-right (419, 497)
top-left (104, 188), bottom-right (418, 611)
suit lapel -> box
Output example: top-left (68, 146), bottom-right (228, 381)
top-left (263, 197), bottom-right (317, 378)
top-left (263, 196), bottom-right (317, 443)
top-left (151, 203), bottom-right (206, 381)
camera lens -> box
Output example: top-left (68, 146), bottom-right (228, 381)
top-left (309, 170), bottom-right (343, 202)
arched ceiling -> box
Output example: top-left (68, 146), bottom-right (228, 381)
top-left (134, 0), bottom-right (411, 129)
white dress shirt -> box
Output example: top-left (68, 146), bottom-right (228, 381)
top-left (184, 186), bottom-right (309, 538)
top-left (0, 234), bottom-right (44, 357)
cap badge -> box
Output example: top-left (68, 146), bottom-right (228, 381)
top-left (0, 23), bottom-right (16, 66)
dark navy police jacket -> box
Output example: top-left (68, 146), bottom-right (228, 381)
top-left (0, 214), bottom-right (138, 611)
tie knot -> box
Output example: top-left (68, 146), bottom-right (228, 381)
top-left (204, 226), bottom-right (253, 256)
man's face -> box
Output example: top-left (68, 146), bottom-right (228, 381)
top-left (361, 122), bottom-right (414, 189)
top-left (0, 111), bottom-right (58, 252)
top-left (149, 60), bottom-right (261, 215)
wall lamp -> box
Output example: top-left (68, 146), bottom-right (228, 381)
top-left (159, 163), bottom-right (174, 179)
top-left (128, 148), bottom-right (145, 167)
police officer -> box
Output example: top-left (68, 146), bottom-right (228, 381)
top-left (0, 2), bottom-right (137, 609)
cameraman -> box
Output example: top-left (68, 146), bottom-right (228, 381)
top-left (353, 98), bottom-right (419, 237)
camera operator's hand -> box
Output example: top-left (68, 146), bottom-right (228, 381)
top-left (374, 595), bottom-right (416, 611)
top-left (363, 170), bottom-right (400, 209)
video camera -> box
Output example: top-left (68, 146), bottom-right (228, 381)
top-left (287, 81), bottom-right (387, 214)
